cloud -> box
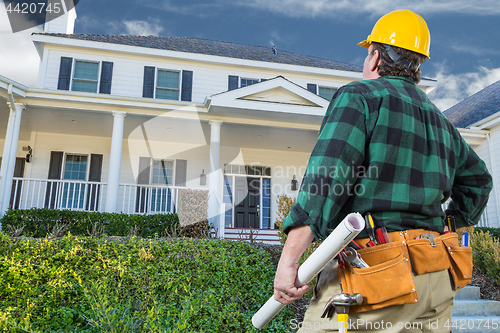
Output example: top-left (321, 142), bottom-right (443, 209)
top-left (122, 20), bottom-right (164, 36)
top-left (231, 0), bottom-right (500, 18)
top-left (449, 44), bottom-right (500, 57)
top-left (106, 19), bottom-right (164, 36)
top-left (0, 6), bottom-right (41, 87)
top-left (428, 63), bottom-right (500, 111)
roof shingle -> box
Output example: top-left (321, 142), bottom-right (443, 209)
top-left (34, 34), bottom-right (363, 73)
top-left (444, 80), bottom-right (500, 128)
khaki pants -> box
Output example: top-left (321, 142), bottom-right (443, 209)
top-left (296, 261), bottom-right (456, 333)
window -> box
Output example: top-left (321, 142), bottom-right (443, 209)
top-left (151, 159), bottom-right (174, 212)
top-left (61, 154), bottom-right (88, 209)
top-left (318, 86), bottom-right (338, 101)
top-left (143, 67), bottom-right (192, 101)
top-left (135, 158), bottom-right (187, 214)
top-left (156, 69), bottom-right (180, 100)
top-left (72, 60), bottom-right (99, 93)
top-left (262, 178), bottom-right (271, 229)
top-left (151, 159), bottom-right (174, 185)
top-left (240, 78), bottom-right (260, 88)
top-left (58, 57), bottom-right (113, 93)
top-left (223, 176), bottom-right (233, 228)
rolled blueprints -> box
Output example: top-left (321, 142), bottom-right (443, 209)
top-left (252, 212), bottom-right (365, 329)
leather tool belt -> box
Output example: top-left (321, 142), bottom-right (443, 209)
top-left (338, 229), bottom-right (472, 314)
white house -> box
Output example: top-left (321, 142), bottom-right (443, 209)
top-left (6, 6), bottom-right (490, 245)
top-left (444, 79), bottom-right (500, 228)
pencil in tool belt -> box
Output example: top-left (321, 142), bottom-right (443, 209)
top-left (364, 213), bottom-right (377, 246)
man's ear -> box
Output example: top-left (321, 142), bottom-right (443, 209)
top-left (369, 50), bottom-right (380, 72)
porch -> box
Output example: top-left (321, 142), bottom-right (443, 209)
top-left (7, 176), bottom-right (281, 243)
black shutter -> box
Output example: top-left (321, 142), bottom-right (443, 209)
top-left (181, 70), bottom-right (193, 102)
top-left (260, 78), bottom-right (268, 82)
top-left (57, 57), bottom-right (73, 91)
top-left (99, 61), bottom-right (113, 94)
top-left (175, 159), bottom-right (187, 187)
top-left (228, 75), bottom-right (239, 91)
top-left (45, 151), bottom-right (64, 208)
top-left (307, 84), bottom-right (317, 94)
top-left (136, 157), bottom-right (151, 213)
top-left (143, 66), bottom-right (156, 98)
top-left (86, 154), bottom-right (103, 211)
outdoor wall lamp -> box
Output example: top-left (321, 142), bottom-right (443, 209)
top-left (291, 175), bottom-right (298, 191)
top-left (25, 146), bottom-right (33, 163)
top-left (200, 169), bottom-right (207, 186)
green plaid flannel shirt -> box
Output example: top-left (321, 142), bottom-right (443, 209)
top-left (283, 76), bottom-right (493, 241)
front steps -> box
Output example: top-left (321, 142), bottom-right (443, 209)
top-left (451, 286), bottom-right (500, 332)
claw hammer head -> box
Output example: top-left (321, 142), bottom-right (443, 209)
top-left (331, 293), bottom-right (363, 314)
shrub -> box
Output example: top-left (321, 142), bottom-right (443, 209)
top-left (470, 229), bottom-right (500, 285)
top-left (475, 227), bottom-right (500, 241)
top-left (0, 234), bottom-right (294, 332)
top-left (1, 208), bottom-right (179, 238)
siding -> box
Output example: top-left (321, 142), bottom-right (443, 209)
top-left (42, 47), bottom-right (355, 103)
top-left (25, 132), bottom-right (111, 181)
top-left (478, 126), bottom-right (500, 228)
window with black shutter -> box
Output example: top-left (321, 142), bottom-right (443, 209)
top-left (143, 67), bottom-right (194, 101)
top-left (57, 57), bottom-right (114, 94)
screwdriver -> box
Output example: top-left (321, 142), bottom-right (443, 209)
top-left (365, 213), bottom-right (377, 247)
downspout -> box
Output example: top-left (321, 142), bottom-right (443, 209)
top-left (486, 133), bottom-right (500, 227)
top-left (8, 84), bottom-right (16, 107)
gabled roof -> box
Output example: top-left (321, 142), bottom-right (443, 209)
top-left (444, 80), bottom-right (500, 128)
top-left (207, 76), bottom-right (329, 128)
top-left (34, 33), bottom-right (363, 73)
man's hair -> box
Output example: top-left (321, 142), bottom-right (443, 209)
top-left (371, 42), bottom-right (427, 83)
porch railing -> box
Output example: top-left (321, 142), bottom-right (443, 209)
top-left (10, 177), bottom-right (107, 211)
top-left (9, 178), bottom-right (207, 216)
top-left (117, 183), bottom-right (205, 215)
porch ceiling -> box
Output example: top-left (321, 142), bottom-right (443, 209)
top-left (0, 101), bottom-right (319, 153)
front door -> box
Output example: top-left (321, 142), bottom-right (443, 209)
top-left (234, 177), bottom-right (260, 228)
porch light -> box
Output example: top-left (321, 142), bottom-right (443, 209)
top-left (200, 169), bottom-right (207, 186)
top-left (26, 146), bottom-right (33, 163)
top-left (291, 175), bottom-right (298, 191)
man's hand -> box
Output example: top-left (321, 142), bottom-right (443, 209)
top-left (274, 258), bottom-right (312, 304)
top-left (273, 224), bottom-right (315, 304)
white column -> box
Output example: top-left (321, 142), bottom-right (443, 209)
top-left (208, 120), bottom-right (223, 237)
top-left (104, 111), bottom-right (126, 213)
top-left (0, 103), bottom-right (24, 219)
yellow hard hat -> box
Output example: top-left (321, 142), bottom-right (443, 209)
top-left (358, 9), bottom-right (430, 58)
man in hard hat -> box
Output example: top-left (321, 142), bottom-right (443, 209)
top-left (274, 9), bottom-right (492, 332)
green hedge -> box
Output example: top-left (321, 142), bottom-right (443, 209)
top-left (0, 208), bottom-right (180, 238)
top-left (0, 234), bottom-right (293, 332)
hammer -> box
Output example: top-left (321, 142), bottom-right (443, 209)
top-left (321, 293), bottom-right (363, 333)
